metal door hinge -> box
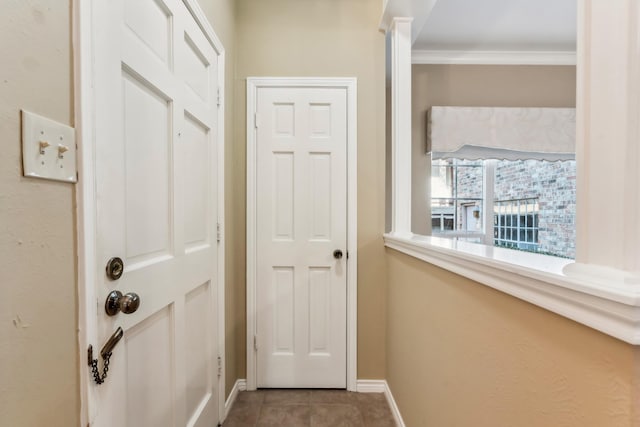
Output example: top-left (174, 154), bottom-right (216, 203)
top-left (216, 223), bottom-right (221, 243)
top-left (254, 335), bottom-right (258, 352)
top-left (254, 113), bottom-right (259, 129)
top-left (217, 355), bottom-right (222, 378)
top-left (217, 88), bottom-right (221, 107)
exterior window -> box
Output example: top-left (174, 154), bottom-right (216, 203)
top-left (431, 212), bottom-right (454, 231)
top-left (494, 198), bottom-right (539, 251)
top-left (430, 159), bottom-right (576, 259)
top-left (431, 159), bottom-right (483, 238)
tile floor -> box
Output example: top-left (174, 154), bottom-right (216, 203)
top-left (222, 389), bottom-right (396, 427)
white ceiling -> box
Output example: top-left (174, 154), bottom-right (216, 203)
top-left (412, 0), bottom-right (576, 52)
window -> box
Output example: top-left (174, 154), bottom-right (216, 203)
top-left (429, 158), bottom-right (576, 259)
top-left (425, 107), bottom-right (576, 259)
top-left (494, 198), bottom-right (539, 252)
top-left (431, 159), bottom-right (483, 239)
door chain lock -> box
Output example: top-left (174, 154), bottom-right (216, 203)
top-left (88, 326), bottom-right (124, 385)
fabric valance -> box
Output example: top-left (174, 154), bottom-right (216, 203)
top-left (427, 106), bottom-right (576, 161)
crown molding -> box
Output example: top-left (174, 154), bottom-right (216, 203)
top-left (412, 49), bottom-right (576, 65)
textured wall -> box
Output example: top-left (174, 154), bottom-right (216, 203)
top-left (236, 0), bottom-right (387, 379)
top-left (386, 250), bottom-right (640, 426)
top-left (0, 1), bottom-right (78, 426)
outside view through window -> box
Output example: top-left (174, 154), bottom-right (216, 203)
top-left (431, 159), bottom-right (576, 259)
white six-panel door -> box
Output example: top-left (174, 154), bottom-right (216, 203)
top-left (256, 87), bottom-right (348, 388)
top-left (90, 0), bottom-right (220, 425)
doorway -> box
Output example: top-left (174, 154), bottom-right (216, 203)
top-left (246, 78), bottom-right (358, 391)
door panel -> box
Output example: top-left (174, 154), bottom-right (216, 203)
top-left (309, 153), bottom-right (332, 240)
top-left (256, 87), bottom-right (347, 388)
top-left (123, 0), bottom-right (171, 64)
top-left (271, 266), bottom-right (296, 355)
top-left (122, 71), bottom-right (172, 264)
top-left (308, 267), bottom-right (331, 354)
top-left (183, 114), bottom-right (211, 249)
top-left (273, 153), bottom-right (295, 240)
top-left (125, 307), bottom-right (175, 426)
top-left (91, 0), bottom-right (219, 425)
top-left (184, 282), bottom-right (213, 419)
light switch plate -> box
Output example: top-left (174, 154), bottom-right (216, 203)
top-left (21, 110), bottom-right (77, 183)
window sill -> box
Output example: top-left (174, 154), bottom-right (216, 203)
top-left (384, 232), bottom-right (640, 345)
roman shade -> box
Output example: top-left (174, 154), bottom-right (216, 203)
top-left (427, 106), bottom-right (576, 161)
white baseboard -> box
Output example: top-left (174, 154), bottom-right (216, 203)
top-left (356, 380), bottom-right (406, 427)
top-left (356, 379), bottom-right (387, 393)
top-left (224, 379), bottom-right (247, 418)
top-left (381, 381), bottom-right (406, 427)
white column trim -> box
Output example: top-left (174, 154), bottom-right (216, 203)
top-left (390, 17), bottom-right (413, 237)
top-left (576, 0), bottom-right (640, 273)
top-left (379, 0), bottom-right (437, 45)
top-left (245, 77), bottom-right (358, 392)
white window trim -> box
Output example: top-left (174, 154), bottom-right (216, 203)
top-left (385, 3), bottom-right (640, 345)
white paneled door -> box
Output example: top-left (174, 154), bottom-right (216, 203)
top-left (90, 0), bottom-right (220, 426)
top-left (256, 87), bottom-right (348, 388)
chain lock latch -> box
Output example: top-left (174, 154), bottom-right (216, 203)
top-left (88, 326), bottom-right (124, 385)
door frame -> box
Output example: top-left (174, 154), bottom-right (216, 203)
top-left (245, 77), bottom-right (358, 391)
top-left (73, 1), bottom-right (227, 425)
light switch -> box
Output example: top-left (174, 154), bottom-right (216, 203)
top-left (21, 110), bottom-right (77, 183)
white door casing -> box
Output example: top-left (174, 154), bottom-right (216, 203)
top-left (246, 78), bottom-right (358, 391)
top-left (75, 0), bottom-right (226, 426)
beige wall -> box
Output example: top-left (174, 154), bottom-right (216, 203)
top-left (389, 64), bottom-right (640, 426)
top-left (411, 65), bottom-right (577, 234)
top-left (0, 1), bottom-right (78, 426)
top-left (235, 0), bottom-right (387, 379)
top-left (387, 251), bottom-right (640, 426)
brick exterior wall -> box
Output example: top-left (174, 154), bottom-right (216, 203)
top-left (494, 160), bottom-right (576, 258)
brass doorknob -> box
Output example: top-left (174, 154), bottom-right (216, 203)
top-left (333, 249), bottom-right (343, 259)
top-left (105, 290), bottom-right (141, 316)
